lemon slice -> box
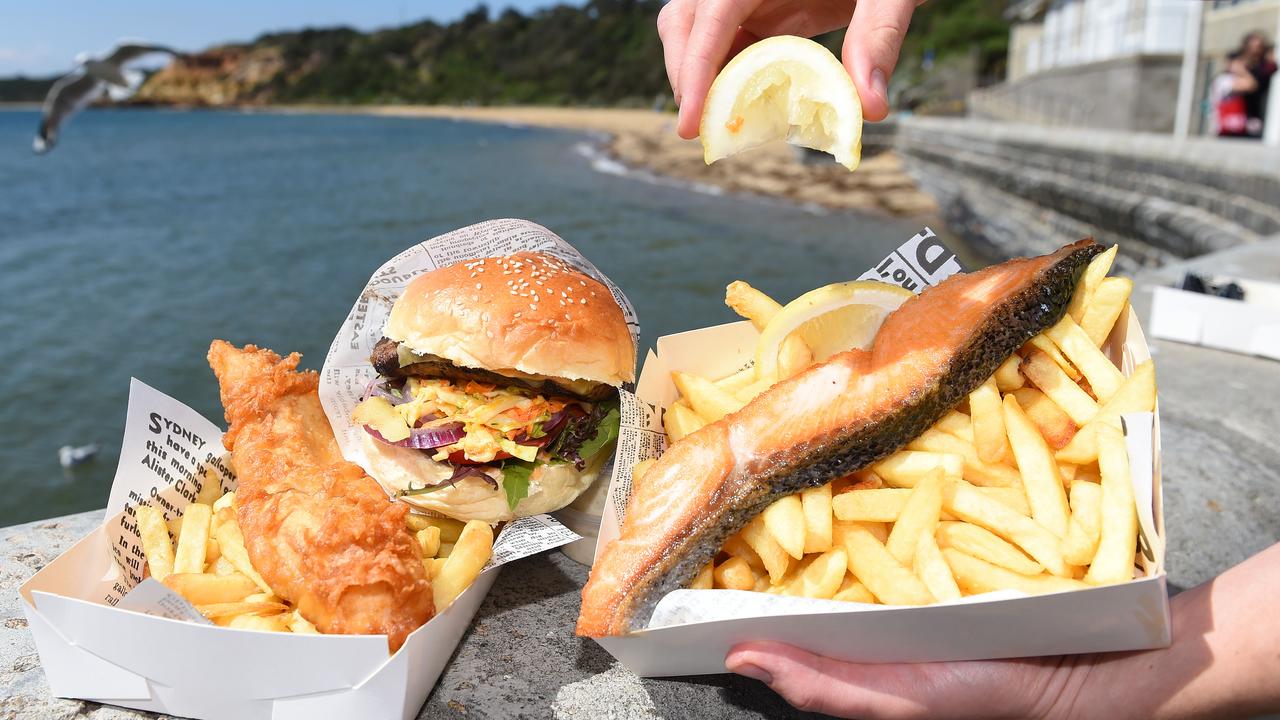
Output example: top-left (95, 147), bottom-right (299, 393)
top-left (755, 281), bottom-right (914, 381)
top-left (700, 35), bottom-right (863, 170)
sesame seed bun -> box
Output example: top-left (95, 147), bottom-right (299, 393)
top-left (384, 251), bottom-right (634, 386)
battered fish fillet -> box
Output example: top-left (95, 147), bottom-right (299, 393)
top-left (208, 340), bottom-right (433, 652)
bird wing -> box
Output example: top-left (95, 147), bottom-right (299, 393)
top-left (104, 43), bottom-right (179, 66)
top-left (36, 70), bottom-right (103, 151)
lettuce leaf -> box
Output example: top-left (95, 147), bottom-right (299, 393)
top-left (500, 460), bottom-right (535, 511)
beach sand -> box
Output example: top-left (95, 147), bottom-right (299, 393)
top-left (350, 106), bottom-right (938, 218)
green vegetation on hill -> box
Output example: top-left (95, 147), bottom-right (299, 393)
top-left (1, 1), bottom-right (1008, 108)
top-left (250, 1), bottom-right (668, 106)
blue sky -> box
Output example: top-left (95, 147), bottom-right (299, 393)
top-left (0, 1), bottom-right (580, 76)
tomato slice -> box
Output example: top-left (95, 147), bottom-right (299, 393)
top-left (447, 450), bottom-right (512, 465)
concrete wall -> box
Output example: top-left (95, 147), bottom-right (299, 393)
top-left (1008, 22), bottom-right (1045, 82)
top-left (970, 53), bottom-right (1183, 132)
top-left (864, 117), bottom-right (1280, 266)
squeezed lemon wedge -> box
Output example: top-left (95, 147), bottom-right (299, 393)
top-left (700, 35), bottom-right (863, 170)
top-left (755, 280), bottom-right (913, 382)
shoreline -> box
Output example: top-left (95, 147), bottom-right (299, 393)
top-left (278, 104), bottom-right (940, 218)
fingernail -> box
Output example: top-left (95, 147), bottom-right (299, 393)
top-left (871, 68), bottom-right (888, 104)
top-left (733, 663), bottom-right (773, 685)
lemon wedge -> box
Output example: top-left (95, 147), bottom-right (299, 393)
top-left (755, 281), bottom-right (913, 381)
top-left (700, 35), bottom-right (863, 170)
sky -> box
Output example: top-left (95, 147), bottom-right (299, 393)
top-left (0, 1), bottom-right (580, 76)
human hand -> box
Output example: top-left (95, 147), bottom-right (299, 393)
top-left (657, 0), bottom-right (924, 139)
top-left (725, 642), bottom-right (1100, 719)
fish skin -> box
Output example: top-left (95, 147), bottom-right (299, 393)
top-left (577, 240), bottom-right (1104, 637)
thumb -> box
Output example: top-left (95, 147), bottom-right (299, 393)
top-left (726, 641), bottom-right (926, 718)
top-left (842, 0), bottom-right (917, 121)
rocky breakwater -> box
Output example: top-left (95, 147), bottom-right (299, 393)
top-left (608, 121), bottom-right (937, 217)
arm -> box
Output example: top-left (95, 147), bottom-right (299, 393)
top-left (726, 542), bottom-right (1280, 719)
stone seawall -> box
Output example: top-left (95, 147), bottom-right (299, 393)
top-left (864, 118), bottom-right (1280, 267)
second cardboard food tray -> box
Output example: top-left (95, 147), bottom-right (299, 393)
top-left (591, 235), bottom-right (1168, 677)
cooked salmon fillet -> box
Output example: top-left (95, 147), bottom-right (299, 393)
top-left (208, 341), bottom-right (433, 651)
top-left (577, 240), bottom-right (1103, 636)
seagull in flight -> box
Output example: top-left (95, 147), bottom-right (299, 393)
top-left (34, 42), bottom-right (180, 154)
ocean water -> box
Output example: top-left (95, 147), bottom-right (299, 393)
top-left (0, 108), bottom-right (951, 526)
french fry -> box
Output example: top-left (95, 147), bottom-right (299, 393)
top-left (979, 486), bottom-right (1032, 516)
top-left (205, 537), bottom-right (221, 566)
top-left (768, 556), bottom-right (817, 596)
top-left (943, 549), bottom-right (1089, 596)
top-left (663, 401), bottom-right (706, 442)
top-left (739, 378), bottom-right (777, 403)
top-left (197, 600), bottom-right (289, 621)
top-left (1063, 481), bottom-right (1104, 566)
top-left (690, 562), bottom-right (714, 590)
top-left (671, 371), bottom-right (745, 423)
top-left (724, 281), bottom-right (812, 380)
top-left (907, 429), bottom-right (1021, 487)
top-left (970, 377), bottom-right (1012, 464)
top-left (433, 520), bottom-right (494, 610)
top-left (885, 471), bottom-right (944, 566)
top-left (1084, 425), bottom-right (1139, 585)
top-left (872, 450), bottom-right (964, 487)
top-left (213, 507), bottom-right (272, 594)
top-left (833, 488), bottom-right (912, 522)
top-left (1080, 277), bottom-right (1132, 346)
top-left (404, 514), bottom-right (466, 543)
top-left (1011, 387), bottom-right (1078, 450)
top-left (212, 491), bottom-right (236, 513)
top-left (713, 556), bottom-right (756, 591)
top-left (1074, 464), bottom-right (1101, 485)
top-left (173, 503), bottom-right (213, 575)
top-left (838, 522), bottom-right (934, 605)
top-left (1045, 316), bottom-right (1125, 401)
top-left (135, 505), bottom-right (175, 582)
top-left (1056, 360), bottom-right (1156, 464)
top-left (1026, 335), bottom-right (1081, 381)
top-left (722, 533), bottom-right (765, 573)
top-left (1003, 395), bottom-right (1071, 538)
top-left (226, 612), bottom-right (291, 632)
top-left (800, 547), bottom-right (848, 599)
top-left (713, 366), bottom-right (757, 394)
top-left (289, 610), bottom-right (319, 634)
top-left (725, 280), bottom-right (782, 329)
top-left (1067, 244), bottom-right (1118, 322)
top-left (427, 557), bottom-right (448, 579)
top-left (437, 543), bottom-right (454, 559)
top-left (776, 338), bottom-right (814, 381)
top-left (163, 573), bottom-right (257, 605)
top-left (943, 482), bottom-right (1071, 577)
top-left (840, 519), bottom-right (890, 544)
top-left (741, 515), bottom-right (791, 583)
top-left (933, 411), bottom-right (975, 444)
top-left (914, 532), bottom-right (962, 602)
top-left (935, 521), bottom-right (1043, 576)
top-left (801, 484), bottom-right (834, 553)
top-left (416, 526), bottom-right (442, 558)
top-left (832, 577), bottom-right (877, 604)
top-left (1022, 351), bottom-right (1098, 425)
top-left (994, 354), bottom-right (1025, 392)
top-left (212, 556), bottom-right (236, 576)
top-left (762, 495), bottom-right (807, 560)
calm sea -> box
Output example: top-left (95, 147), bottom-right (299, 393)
top-left (0, 108), bottom-right (956, 526)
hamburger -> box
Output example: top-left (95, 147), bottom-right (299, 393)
top-left (351, 251), bottom-right (634, 523)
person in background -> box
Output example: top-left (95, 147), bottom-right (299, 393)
top-left (657, 5), bottom-right (1280, 716)
top-left (1237, 31), bottom-right (1276, 138)
top-left (1211, 51), bottom-right (1255, 137)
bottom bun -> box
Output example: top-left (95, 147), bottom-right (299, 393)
top-left (360, 432), bottom-right (606, 523)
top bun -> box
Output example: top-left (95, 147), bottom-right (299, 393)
top-left (384, 251), bottom-right (634, 386)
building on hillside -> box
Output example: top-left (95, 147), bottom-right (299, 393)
top-left (973, 0), bottom-right (1280, 139)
